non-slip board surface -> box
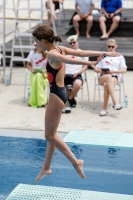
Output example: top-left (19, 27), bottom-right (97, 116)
top-left (63, 130), bottom-right (133, 148)
top-left (6, 184), bottom-right (133, 200)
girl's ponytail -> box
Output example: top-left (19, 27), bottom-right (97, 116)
top-left (53, 35), bottom-right (63, 42)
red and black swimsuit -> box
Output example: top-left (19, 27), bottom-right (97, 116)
top-left (46, 46), bottom-right (68, 104)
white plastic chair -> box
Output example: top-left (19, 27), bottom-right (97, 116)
top-left (93, 73), bottom-right (125, 109)
top-left (23, 68), bottom-right (31, 103)
top-left (23, 69), bottom-right (49, 103)
top-left (66, 71), bottom-right (90, 108)
top-left (0, 46), bottom-right (4, 82)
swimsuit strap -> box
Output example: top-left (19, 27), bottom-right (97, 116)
top-left (50, 46), bottom-right (63, 55)
top-left (56, 46), bottom-right (63, 55)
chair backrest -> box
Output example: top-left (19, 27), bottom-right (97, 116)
top-left (81, 71), bottom-right (88, 83)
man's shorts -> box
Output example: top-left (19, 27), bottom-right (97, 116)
top-left (101, 13), bottom-right (122, 21)
top-left (64, 74), bottom-right (83, 86)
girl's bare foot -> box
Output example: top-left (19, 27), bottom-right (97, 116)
top-left (53, 15), bottom-right (58, 21)
top-left (35, 168), bottom-right (52, 182)
top-left (73, 160), bottom-right (85, 179)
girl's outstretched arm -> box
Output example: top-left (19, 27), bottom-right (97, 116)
top-left (62, 46), bottom-right (120, 57)
top-left (48, 51), bottom-right (103, 68)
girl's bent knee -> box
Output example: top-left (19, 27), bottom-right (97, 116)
top-left (45, 134), bottom-right (55, 142)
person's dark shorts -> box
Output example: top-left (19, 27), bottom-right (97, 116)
top-left (64, 74), bottom-right (83, 86)
top-left (100, 74), bottom-right (118, 79)
top-left (53, 1), bottom-right (60, 10)
top-left (105, 13), bottom-right (122, 21)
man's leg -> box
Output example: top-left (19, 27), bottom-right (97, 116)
top-left (107, 16), bottom-right (121, 37)
top-left (85, 15), bottom-right (93, 38)
top-left (68, 79), bottom-right (82, 107)
top-left (73, 14), bottom-right (82, 37)
top-left (99, 16), bottom-right (108, 39)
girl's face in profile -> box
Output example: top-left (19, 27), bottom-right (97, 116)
top-left (34, 37), bottom-right (47, 51)
top-left (35, 44), bottom-right (42, 53)
top-left (107, 42), bottom-right (117, 52)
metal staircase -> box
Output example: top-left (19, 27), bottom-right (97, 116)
top-left (9, 0), bottom-right (57, 83)
top-left (0, 0), bottom-right (15, 82)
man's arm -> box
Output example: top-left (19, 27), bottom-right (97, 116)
top-left (80, 65), bottom-right (88, 74)
top-left (114, 7), bottom-right (123, 15)
top-left (101, 7), bottom-right (109, 18)
top-left (85, 4), bottom-right (95, 18)
top-left (75, 4), bottom-right (83, 18)
top-left (73, 65), bottom-right (88, 78)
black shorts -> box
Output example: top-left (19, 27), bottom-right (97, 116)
top-left (64, 74), bottom-right (83, 86)
top-left (53, 1), bottom-right (60, 10)
top-left (100, 74), bottom-right (118, 79)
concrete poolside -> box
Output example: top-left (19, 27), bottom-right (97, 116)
top-left (0, 68), bottom-right (133, 135)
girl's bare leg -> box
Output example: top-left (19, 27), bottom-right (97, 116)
top-left (47, 12), bottom-right (51, 26)
top-left (46, 1), bottom-right (57, 26)
top-left (103, 82), bottom-right (109, 110)
top-left (50, 1), bottom-right (58, 20)
top-left (99, 75), bottom-right (118, 105)
top-left (35, 94), bottom-right (85, 182)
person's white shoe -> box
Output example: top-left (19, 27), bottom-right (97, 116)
top-left (64, 107), bottom-right (71, 113)
top-left (99, 110), bottom-right (108, 116)
top-left (113, 103), bottom-right (122, 110)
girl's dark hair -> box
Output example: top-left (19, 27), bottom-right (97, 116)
top-left (32, 25), bottom-right (63, 43)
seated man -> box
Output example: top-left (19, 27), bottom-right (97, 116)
top-left (73, 0), bottom-right (95, 38)
top-left (64, 35), bottom-right (88, 109)
top-left (99, 0), bottom-right (122, 40)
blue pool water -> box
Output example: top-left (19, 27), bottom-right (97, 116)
top-left (0, 136), bottom-right (133, 199)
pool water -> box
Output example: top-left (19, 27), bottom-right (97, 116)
top-left (0, 136), bottom-right (133, 199)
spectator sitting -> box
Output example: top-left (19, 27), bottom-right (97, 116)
top-left (26, 42), bottom-right (48, 107)
top-left (64, 35), bottom-right (88, 110)
top-left (99, 0), bottom-right (122, 40)
top-left (73, 0), bottom-right (95, 38)
top-left (45, 0), bottom-right (64, 26)
top-left (94, 39), bottom-right (127, 116)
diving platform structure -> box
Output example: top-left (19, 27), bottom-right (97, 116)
top-left (6, 183), bottom-right (133, 200)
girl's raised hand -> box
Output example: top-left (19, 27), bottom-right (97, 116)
top-left (90, 54), bottom-right (104, 68)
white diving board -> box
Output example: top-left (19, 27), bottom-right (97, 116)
top-left (63, 130), bottom-right (133, 148)
top-left (6, 184), bottom-right (133, 200)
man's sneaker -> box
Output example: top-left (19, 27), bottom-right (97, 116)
top-left (65, 107), bottom-right (71, 113)
top-left (68, 98), bottom-right (77, 107)
top-left (113, 103), bottom-right (122, 110)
